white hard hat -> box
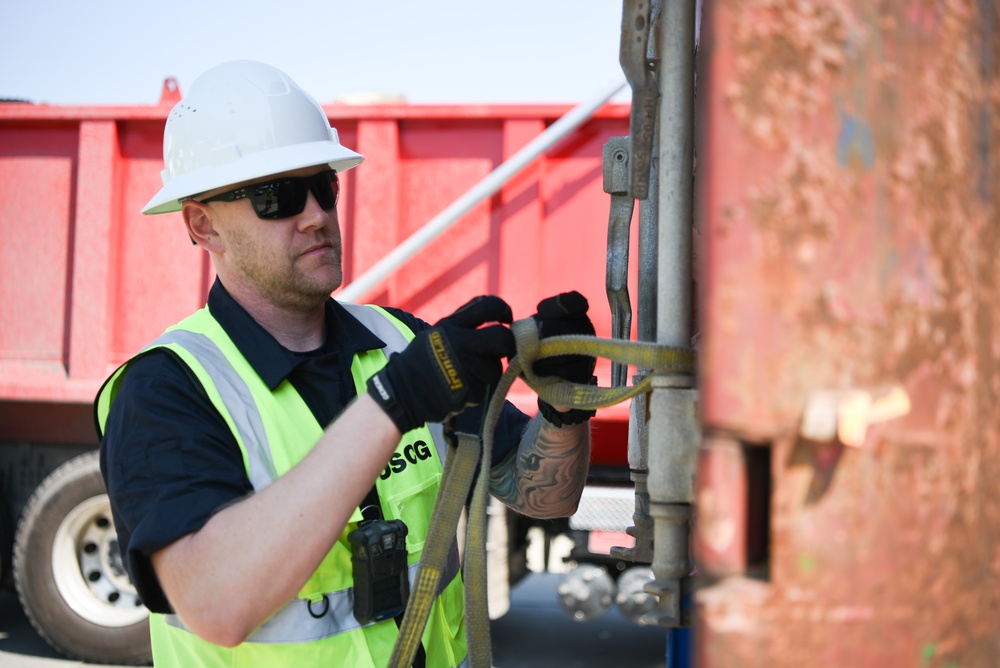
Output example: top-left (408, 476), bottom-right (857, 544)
top-left (142, 60), bottom-right (364, 215)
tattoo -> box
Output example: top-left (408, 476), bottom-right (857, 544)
top-left (489, 414), bottom-right (590, 519)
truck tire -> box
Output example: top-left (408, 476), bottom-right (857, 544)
top-left (0, 492), bottom-right (12, 587)
top-left (13, 451), bottom-right (151, 665)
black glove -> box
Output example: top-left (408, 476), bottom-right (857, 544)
top-left (368, 296), bottom-right (516, 433)
top-left (531, 291), bottom-right (597, 383)
top-left (532, 291), bottom-right (597, 427)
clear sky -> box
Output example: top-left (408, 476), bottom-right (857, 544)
top-left (1, 0), bottom-right (629, 106)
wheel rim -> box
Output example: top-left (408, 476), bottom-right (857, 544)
top-left (51, 495), bottom-right (148, 627)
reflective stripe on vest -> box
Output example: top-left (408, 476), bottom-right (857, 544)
top-left (150, 329), bottom-right (279, 490)
top-left (165, 548), bottom-right (461, 644)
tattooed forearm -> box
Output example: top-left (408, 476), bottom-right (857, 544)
top-left (489, 414), bottom-right (590, 519)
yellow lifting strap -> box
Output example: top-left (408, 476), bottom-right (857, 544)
top-left (512, 318), bottom-right (695, 410)
top-left (388, 429), bottom-right (481, 668)
top-left (388, 318), bottom-right (696, 668)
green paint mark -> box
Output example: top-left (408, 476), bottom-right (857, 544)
top-left (921, 643), bottom-right (935, 666)
top-left (796, 554), bottom-right (815, 573)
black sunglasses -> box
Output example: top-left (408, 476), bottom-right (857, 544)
top-left (200, 169), bottom-right (340, 220)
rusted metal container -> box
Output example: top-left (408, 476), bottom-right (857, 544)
top-left (695, 0), bottom-right (999, 665)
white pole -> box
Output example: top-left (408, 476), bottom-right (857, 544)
top-left (337, 77), bottom-right (628, 303)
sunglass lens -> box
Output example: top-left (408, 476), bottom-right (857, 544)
top-left (310, 171), bottom-right (339, 210)
top-left (247, 171), bottom-right (338, 219)
top-left (248, 179), bottom-right (305, 219)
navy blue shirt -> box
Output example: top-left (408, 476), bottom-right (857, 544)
top-left (98, 279), bottom-right (529, 613)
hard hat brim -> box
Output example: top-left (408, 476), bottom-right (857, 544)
top-left (141, 140), bottom-right (364, 216)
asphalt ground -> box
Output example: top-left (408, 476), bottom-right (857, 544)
top-left (492, 572), bottom-right (669, 668)
top-left (0, 572), bottom-right (668, 667)
top-left (0, 588), bottom-right (116, 667)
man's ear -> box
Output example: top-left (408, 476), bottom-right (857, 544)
top-left (182, 200), bottom-right (223, 252)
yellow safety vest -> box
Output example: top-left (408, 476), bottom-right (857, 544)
top-left (96, 303), bottom-right (468, 668)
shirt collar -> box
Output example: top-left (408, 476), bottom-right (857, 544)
top-left (206, 279), bottom-right (386, 391)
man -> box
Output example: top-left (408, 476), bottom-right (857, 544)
top-left (96, 60), bottom-right (596, 667)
